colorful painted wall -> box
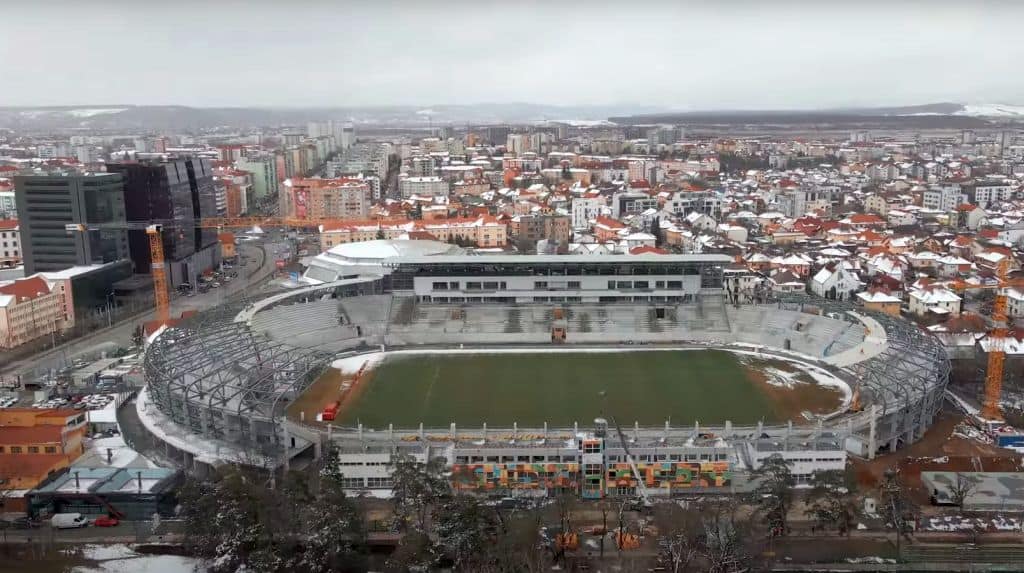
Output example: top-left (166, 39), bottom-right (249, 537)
top-left (450, 462), bottom-right (580, 492)
top-left (606, 461), bottom-right (732, 492)
top-left (449, 460), bottom-right (731, 495)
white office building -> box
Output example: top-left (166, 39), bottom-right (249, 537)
top-left (399, 176), bottom-right (449, 198)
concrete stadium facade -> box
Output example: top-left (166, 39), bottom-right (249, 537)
top-left (138, 252), bottom-right (948, 496)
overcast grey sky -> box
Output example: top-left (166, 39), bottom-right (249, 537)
top-left (3, 0), bottom-right (1022, 109)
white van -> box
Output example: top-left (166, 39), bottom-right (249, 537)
top-left (51, 513), bottom-right (90, 529)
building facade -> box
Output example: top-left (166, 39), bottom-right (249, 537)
top-left (0, 219), bottom-right (20, 268)
top-left (399, 176), bottom-right (449, 198)
top-left (571, 197), bottom-right (604, 232)
top-left (106, 159), bottom-right (219, 287)
top-left (509, 214), bottom-right (571, 249)
top-left (13, 173), bottom-right (129, 274)
top-left (0, 276), bottom-right (68, 348)
top-left (235, 154), bottom-right (279, 200)
top-left (390, 254), bottom-right (730, 304)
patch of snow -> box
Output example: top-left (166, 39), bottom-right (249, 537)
top-left (136, 388), bottom-right (279, 467)
top-left (72, 554), bottom-right (205, 573)
top-left (332, 351), bottom-right (385, 375)
top-left (66, 108), bottom-right (129, 118)
top-left (73, 434), bottom-right (159, 469)
top-left (956, 103), bottom-right (1024, 118)
top-left (846, 557), bottom-right (896, 564)
top-left (77, 544), bottom-right (138, 561)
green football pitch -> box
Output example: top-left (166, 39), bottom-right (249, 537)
top-left (337, 350), bottom-right (797, 428)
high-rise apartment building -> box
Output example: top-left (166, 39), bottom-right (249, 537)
top-left (13, 173), bottom-right (129, 274)
top-left (235, 154), bottom-right (279, 200)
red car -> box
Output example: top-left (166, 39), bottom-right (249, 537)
top-left (92, 516), bottom-right (119, 527)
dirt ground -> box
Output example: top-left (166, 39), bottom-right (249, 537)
top-left (287, 365), bottom-right (376, 427)
top-left (287, 367), bottom-right (345, 425)
top-left (851, 409), bottom-right (1020, 501)
top-left (742, 359), bottom-right (843, 423)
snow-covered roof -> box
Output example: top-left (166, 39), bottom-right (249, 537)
top-left (326, 238), bottom-right (461, 261)
top-left (857, 290), bottom-right (901, 303)
top-left (910, 287), bottom-right (962, 304)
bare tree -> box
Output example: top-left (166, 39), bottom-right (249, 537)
top-left (701, 499), bottom-right (751, 573)
top-left (654, 503), bottom-right (702, 573)
top-left (551, 493), bottom-right (578, 566)
top-left (949, 472), bottom-right (981, 512)
top-left (881, 468), bottom-right (918, 560)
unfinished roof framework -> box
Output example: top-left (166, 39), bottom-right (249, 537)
top-left (144, 302), bottom-right (331, 448)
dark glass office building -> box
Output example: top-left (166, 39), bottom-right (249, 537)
top-left (13, 173), bottom-right (130, 273)
top-left (107, 157), bottom-right (219, 286)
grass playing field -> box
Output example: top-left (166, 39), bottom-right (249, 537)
top-left (336, 350), bottom-right (834, 428)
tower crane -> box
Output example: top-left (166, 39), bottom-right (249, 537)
top-left (952, 258), bottom-right (1024, 421)
top-left (65, 216), bottom-right (331, 326)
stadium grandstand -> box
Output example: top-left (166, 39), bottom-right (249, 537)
top-left (138, 244), bottom-right (948, 497)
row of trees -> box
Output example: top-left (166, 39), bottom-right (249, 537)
top-left (178, 450), bottom-right (367, 572)
top-left (178, 452), bottom-right (557, 572)
top-left (178, 451), bottom-right (924, 572)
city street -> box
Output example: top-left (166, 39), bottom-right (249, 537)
top-left (0, 238), bottom-right (289, 381)
top-left (0, 520), bottom-right (184, 545)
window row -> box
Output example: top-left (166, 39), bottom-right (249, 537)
top-left (606, 453), bottom-right (728, 463)
top-left (607, 280), bottom-right (683, 290)
top-left (0, 446), bottom-right (59, 454)
top-left (455, 454), bottom-right (579, 464)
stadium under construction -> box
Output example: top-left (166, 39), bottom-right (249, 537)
top-left (138, 247), bottom-right (949, 497)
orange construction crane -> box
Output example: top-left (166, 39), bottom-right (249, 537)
top-left (146, 224), bottom-right (169, 323)
top-left (952, 259), bottom-right (1024, 420)
top-left (67, 217), bottom-right (331, 326)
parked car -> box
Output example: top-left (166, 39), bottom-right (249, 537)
top-left (51, 513), bottom-right (90, 529)
top-left (92, 516), bottom-right (119, 527)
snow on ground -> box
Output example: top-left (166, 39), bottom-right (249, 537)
top-left (957, 103), bottom-right (1024, 117)
top-left (756, 366), bottom-right (804, 389)
top-left (136, 388), bottom-right (276, 467)
top-left (72, 553), bottom-right (204, 573)
top-left (75, 545), bottom-right (138, 560)
top-left (86, 395), bottom-right (120, 424)
top-left (946, 390), bottom-right (979, 415)
top-left (332, 351), bottom-right (385, 374)
top-left (66, 108), bottom-right (129, 118)
top-left (922, 515), bottom-right (1022, 532)
top-left (73, 434), bottom-right (159, 469)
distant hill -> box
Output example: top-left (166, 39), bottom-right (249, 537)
top-left (0, 103), bottom-right (666, 132)
top-left (2, 102), bottom-right (1021, 132)
top-left (609, 102), bottom-right (1024, 127)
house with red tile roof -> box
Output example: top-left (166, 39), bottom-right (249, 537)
top-left (0, 275), bottom-right (67, 349)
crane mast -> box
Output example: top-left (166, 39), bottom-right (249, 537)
top-left (146, 224), bottom-right (170, 324)
top-left (609, 416), bottom-right (652, 508)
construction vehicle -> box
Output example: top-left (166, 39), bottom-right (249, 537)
top-left (951, 258), bottom-right (1024, 420)
top-left (608, 416), bottom-right (653, 510)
